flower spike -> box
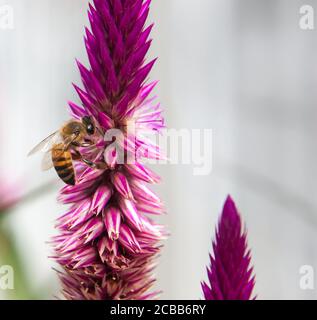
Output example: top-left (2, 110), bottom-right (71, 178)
top-left (202, 196), bottom-right (256, 300)
top-left (52, 0), bottom-right (166, 300)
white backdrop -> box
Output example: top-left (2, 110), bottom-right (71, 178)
top-left (1, 0), bottom-right (317, 299)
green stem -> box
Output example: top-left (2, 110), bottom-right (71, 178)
top-left (0, 181), bottom-right (57, 299)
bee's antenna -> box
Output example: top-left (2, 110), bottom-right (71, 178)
top-left (96, 126), bottom-right (104, 138)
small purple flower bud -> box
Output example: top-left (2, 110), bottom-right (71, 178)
top-left (202, 196), bottom-right (256, 300)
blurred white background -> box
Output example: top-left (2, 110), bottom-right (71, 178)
top-left (1, 0), bottom-right (317, 299)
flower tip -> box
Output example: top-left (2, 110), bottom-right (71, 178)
top-left (222, 194), bottom-right (239, 219)
top-left (110, 232), bottom-right (120, 241)
top-left (225, 194), bottom-right (234, 205)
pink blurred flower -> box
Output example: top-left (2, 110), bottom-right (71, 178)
top-left (0, 177), bottom-right (22, 212)
top-left (52, 0), bottom-right (166, 300)
top-left (201, 196), bottom-right (256, 300)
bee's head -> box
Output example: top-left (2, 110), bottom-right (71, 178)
top-left (82, 116), bottom-right (95, 135)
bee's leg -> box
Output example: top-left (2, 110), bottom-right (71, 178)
top-left (81, 158), bottom-right (108, 170)
top-left (81, 141), bottom-right (95, 147)
top-left (71, 149), bottom-right (107, 169)
top-left (71, 150), bottom-right (82, 160)
top-left (96, 127), bottom-right (104, 137)
top-left (72, 141), bottom-right (95, 148)
top-left (74, 151), bottom-right (107, 169)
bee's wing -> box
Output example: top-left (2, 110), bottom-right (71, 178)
top-left (63, 134), bottom-right (78, 149)
top-left (28, 131), bottom-right (61, 156)
top-left (41, 133), bottom-right (79, 172)
top-left (41, 151), bottom-right (54, 171)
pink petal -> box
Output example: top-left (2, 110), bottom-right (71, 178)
top-left (104, 207), bottom-right (121, 241)
top-left (111, 172), bottom-right (134, 200)
top-left (130, 179), bottom-right (161, 203)
top-left (98, 111), bottom-right (114, 129)
top-left (91, 184), bottom-right (112, 214)
top-left (119, 224), bottom-right (141, 254)
top-left (125, 163), bottom-right (160, 183)
top-left (104, 144), bottom-right (118, 169)
top-left (119, 198), bottom-right (143, 231)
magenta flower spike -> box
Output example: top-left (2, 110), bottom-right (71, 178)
top-left (201, 196), bottom-right (256, 300)
top-left (52, 0), bottom-right (166, 300)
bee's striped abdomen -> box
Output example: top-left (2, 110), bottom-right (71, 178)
top-left (52, 144), bottom-right (75, 186)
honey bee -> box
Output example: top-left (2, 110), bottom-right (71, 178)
top-left (28, 116), bottom-right (99, 185)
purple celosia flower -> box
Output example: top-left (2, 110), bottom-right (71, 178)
top-left (201, 196), bottom-right (256, 300)
top-left (51, 0), bottom-right (166, 300)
